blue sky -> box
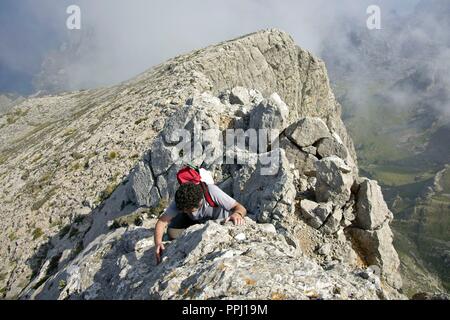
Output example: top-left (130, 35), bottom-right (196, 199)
top-left (0, 0), bottom-right (420, 95)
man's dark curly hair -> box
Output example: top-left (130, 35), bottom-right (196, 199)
top-left (175, 183), bottom-right (203, 211)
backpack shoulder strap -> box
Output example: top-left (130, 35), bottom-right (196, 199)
top-left (199, 182), bottom-right (217, 207)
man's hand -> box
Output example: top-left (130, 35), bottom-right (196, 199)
top-left (224, 202), bottom-right (247, 226)
top-left (225, 212), bottom-right (245, 225)
top-left (155, 242), bottom-right (165, 264)
top-left (154, 215), bottom-right (171, 264)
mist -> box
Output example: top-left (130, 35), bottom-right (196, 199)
top-left (0, 0), bottom-right (419, 94)
top-left (319, 0), bottom-right (450, 120)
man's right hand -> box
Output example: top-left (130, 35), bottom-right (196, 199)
top-left (155, 242), bottom-right (165, 264)
top-left (154, 216), bottom-right (171, 264)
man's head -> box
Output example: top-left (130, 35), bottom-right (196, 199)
top-left (175, 182), bottom-right (203, 214)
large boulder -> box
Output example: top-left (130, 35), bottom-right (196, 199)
top-left (229, 86), bottom-right (251, 105)
top-left (299, 199), bottom-right (344, 235)
top-left (299, 200), bottom-right (332, 229)
top-left (355, 179), bottom-right (393, 230)
top-left (280, 136), bottom-right (318, 177)
top-left (347, 223), bottom-right (402, 290)
top-left (315, 156), bottom-right (354, 206)
top-left (320, 207), bottom-right (343, 235)
top-left (316, 136), bottom-right (348, 159)
top-left (249, 93), bottom-right (289, 130)
top-left (285, 117), bottom-right (330, 147)
top-left (232, 148), bottom-right (296, 224)
top-left (346, 178), bottom-right (401, 290)
top-left (127, 161), bottom-right (159, 207)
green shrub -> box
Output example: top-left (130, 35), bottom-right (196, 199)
top-left (6, 109), bottom-right (28, 124)
top-left (32, 228), bottom-right (44, 240)
top-left (72, 162), bottom-right (82, 171)
top-left (107, 151), bottom-right (119, 160)
top-left (97, 183), bottom-right (118, 202)
top-left (8, 233), bottom-right (17, 241)
top-left (147, 199), bottom-right (169, 218)
top-left (134, 117), bottom-right (148, 125)
top-left (110, 212), bottom-right (144, 229)
top-left (58, 280), bottom-right (67, 290)
top-left (6, 116), bottom-right (16, 124)
top-left (71, 152), bottom-right (84, 160)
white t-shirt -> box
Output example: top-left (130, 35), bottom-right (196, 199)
top-left (161, 184), bottom-right (237, 222)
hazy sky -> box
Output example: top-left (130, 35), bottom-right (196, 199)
top-left (0, 0), bottom-right (420, 94)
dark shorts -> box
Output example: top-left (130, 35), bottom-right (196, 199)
top-left (168, 212), bottom-right (200, 229)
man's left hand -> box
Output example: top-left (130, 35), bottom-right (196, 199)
top-left (225, 213), bottom-right (245, 225)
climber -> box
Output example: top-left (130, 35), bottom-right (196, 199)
top-left (154, 182), bottom-right (247, 264)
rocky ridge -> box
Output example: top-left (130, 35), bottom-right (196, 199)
top-left (0, 29), bottom-right (402, 299)
top-left (21, 87), bottom-right (402, 299)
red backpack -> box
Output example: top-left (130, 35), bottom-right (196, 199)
top-left (176, 165), bottom-right (217, 207)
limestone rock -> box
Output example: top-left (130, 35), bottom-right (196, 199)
top-left (229, 87), bottom-right (251, 105)
top-left (348, 223), bottom-right (402, 290)
top-left (315, 156), bottom-right (354, 206)
top-left (127, 161), bottom-right (157, 207)
top-left (249, 93), bottom-right (289, 130)
top-left (299, 200), bottom-right (332, 229)
top-left (412, 292), bottom-right (450, 300)
top-left (342, 200), bottom-right (356, 227)
top-left (285, 117), bottom-right (330, 147)
top-left (320, 207), bottom-right (343, 235)
top-left (355, 179), bottom-right (393, 230)
top-left (22, 221), bottom-right (390, 300)
top-left (0, 28), bottom-right (401, 300)
top-left (302, 146), bottom-right (317, 155)
top-left (259, 223), bottom-right (277, 234)
top-left (232, 149), bottom-right (296, 224)
top-left (316, 137), bottom-right (348, 159)
top-left (317, 244), bottom-right (332, 256)
top-left (280, 136), bottom-right (318, 177)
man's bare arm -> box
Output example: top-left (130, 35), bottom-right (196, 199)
top-left (231, 202), bottom-right (247, 217)
top-left (154, 215), bottom-right (171, 264)
top-left (225, 202), bottom-right (247, 225)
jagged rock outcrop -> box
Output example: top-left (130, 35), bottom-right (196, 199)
top-left (354, 179), bottom-right (393, 230)
top-left (20, 87), bottom-right (403, 299)
top-left (0, 29), bottom-right (402, 299)
top-left (285, 117), bottom-right (330, 147)
top-left (314, 156), bottom-right (354, 206)
top-left (316, 137), bottom-right (348, 159)
top-left (300, 200), bottom-right (333, 229)
top-left (21, 220), bottom-right (391, 300)
top-left (249, 93), bottom-right (289, 131)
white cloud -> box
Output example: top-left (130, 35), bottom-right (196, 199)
top-left (0, 0), bottom-right (421, 92)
